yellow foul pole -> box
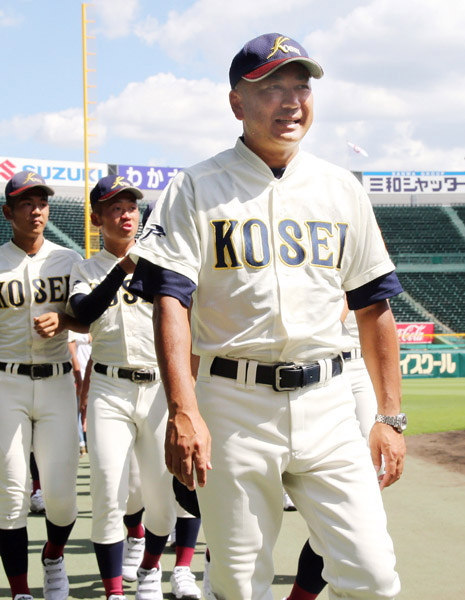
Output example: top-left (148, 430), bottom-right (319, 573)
top-left (82, 3), bottom-right (99, 258)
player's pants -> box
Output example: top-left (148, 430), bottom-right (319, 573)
top-left (87, 372), bottom-right (176, 544)
top-left (196, 367), bottom-right (400, 600)
top-left (344, 357), bottom-right (377, 440)
top-left (0, 371), bottom-right (79, 529)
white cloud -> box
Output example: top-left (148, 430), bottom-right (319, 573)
top-left (0, 108), bottom-right (100, 149)
top-left (91, 0), bottom-right (140, 38)
top-left (0, 8), bottom-right (22, 27)
top-left (97, 73), bottom-right (239, 164)
top-left (305, 0), bottom-right (465, 87)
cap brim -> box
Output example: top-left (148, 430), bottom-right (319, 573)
top-left (9, 183), bottom-right (55, 197)
top-left (243, 57), bottom-right (324, 82)
top-left (93, 186), bottom-right (144, 205)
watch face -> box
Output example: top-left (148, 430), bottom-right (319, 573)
top-left (399, 413), bottom-right (408, 431)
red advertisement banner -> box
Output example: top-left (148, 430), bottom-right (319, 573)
top-left (396, 322), bottom-right (434, 344)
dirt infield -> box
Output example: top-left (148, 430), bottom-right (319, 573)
top-left (406, 429), bottom-right (465, 475)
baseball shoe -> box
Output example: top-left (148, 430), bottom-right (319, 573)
top-left (135, 565), bottom-right (163, 600)
top-left (30, 489), bottom-right (45, 513)
top-left (170, 566), bottom-right (201, 599)
top-left (42, 552), bottom-right (69, 600)
top-left (108, 596), bottom-right (127, 600)
top-left (283, 492), bottom-right (297, 512)
top-left (122, 535), bottom-right (145, 582)
top-left (13, 596), bottom-right (34, 600)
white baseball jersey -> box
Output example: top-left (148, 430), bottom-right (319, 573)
top-left (68, 248), bottom-right (156, 368)
top-left (0, 238), bottom-right (81, 531)
top-left (0, 239), bottom-right (82, 363)
top-left (133, 138), bottom-right (394, 363)
top-left (343, 310), bottom-right (361, 351)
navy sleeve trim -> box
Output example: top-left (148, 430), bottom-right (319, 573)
top-left (129, 258), bottom-right (196, 308)
top-left (347, 271), bottom-right (403, 311)
top-left (70, 263), bottom-right (127, 326)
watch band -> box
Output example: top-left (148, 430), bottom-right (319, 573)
top-left (375, 413), bottom-right (407, 433)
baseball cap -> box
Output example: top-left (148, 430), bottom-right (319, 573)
top-left (90, 174), bottom-right (143, 207)
top-left (5, 170), bottom-right (55, 200)
top-left (229, 33), bottom-right (324, 89)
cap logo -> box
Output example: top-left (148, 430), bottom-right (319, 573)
top-left (23, 172), bottom-right (44, 185)
top-left (111, 176), bottom-right (130, 190)
top-left (266, 36), bottom-right (301, 60)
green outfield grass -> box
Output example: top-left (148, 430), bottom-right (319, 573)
top-left (401, 377), bottom-right (465, 436)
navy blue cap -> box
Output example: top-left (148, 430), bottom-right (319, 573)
top-left (5, 170), bottom-right (55, 200)
top-left (229, 33), bottom-right (323, 89)
top-left (90, 174), bottom-right (143, 207)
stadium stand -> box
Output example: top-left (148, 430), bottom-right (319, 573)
top-left (397, 272), bottom-right (465, 333)
top-left (373, 205), bottom-right (465, 256)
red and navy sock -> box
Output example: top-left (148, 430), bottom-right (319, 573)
top-left (0, 527), bottom-right (30, 597)
top-left (287, 540), bottom-right (326, 600)
top-left (43, 518), bottom-right (75, 561)
top-left (174, 517), bottom-right (201, 567)
top-left (123, 508), bottom-right (145, 539)
top-left (94, 540), bottom-right (124, 598)
top-left (139, 528), bottom-right (169, 570)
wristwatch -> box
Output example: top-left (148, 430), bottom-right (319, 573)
top-left (375, 413), bottom-right (408, 433)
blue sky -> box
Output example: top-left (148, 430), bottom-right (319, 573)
top-left (1, 0), bottom-right (464, 172)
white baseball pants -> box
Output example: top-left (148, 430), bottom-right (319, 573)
top-left (196, 368), bottom-right (400, 600)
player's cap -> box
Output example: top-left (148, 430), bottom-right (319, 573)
top-left (229, 33), bottom-right (323, 89)
top-left (5, 170), bottom-right (55, 201)
top-left (90, 174), bottom-right (144, 207)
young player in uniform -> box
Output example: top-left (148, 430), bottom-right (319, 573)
top-left (130, 32), bottom-right (407, 600)
top-left (68, 175), bottom-right (200, 600)
top-left (120, 201), bottom-right (202, 599)
top-left (0, 170), bottom-right (84, 600)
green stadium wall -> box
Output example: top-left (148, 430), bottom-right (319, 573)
top-left (400, 349), bottom-right (465, 378)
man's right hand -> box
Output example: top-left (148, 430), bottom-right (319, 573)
top-left (165, 408), bottom-right (212, 490)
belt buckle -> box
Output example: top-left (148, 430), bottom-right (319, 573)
top-left (131, 368), bottom-right (152, 383)
top-left (30, 364), bottom-right (44, 380)
top-left (273, 363), bottom-right (298, 392)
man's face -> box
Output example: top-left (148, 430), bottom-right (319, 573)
top-left (91, 192), bottom-right (140, 244)
top-left (2, 190), bottom-right (49, 239)
top-left (229, 62), bottom-right (314, 165)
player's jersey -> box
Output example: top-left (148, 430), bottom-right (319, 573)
top-left (343, 310), bottom-right (361, 350)
top-left (68, 248), bottom-right (156, 369)
top-left (132, 138), bottom-right (395, 363)
top-left (0, 239), bottom-right (81, 364)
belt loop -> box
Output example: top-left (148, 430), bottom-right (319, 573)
top-left (198, 356), bottom-right (214, 382)
top-left (317, 358), bottom-right (332, 386)
top-left (7, 363), bottom-right (17, 375)
top-left (235, 359), bottom-right (247, 388)
top-left (110, 366), bottom-right (118, 379)
top-left (55, 363), bottom-right (61, 377)
top-left (246, 360), bottom-right (258, 389)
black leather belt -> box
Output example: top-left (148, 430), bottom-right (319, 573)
top-left (94, 362), bottom-right (157, 383)
top-left (0, 361), bottom-right (72, 380)
top-left (210, 356), bottom-right (343, 392)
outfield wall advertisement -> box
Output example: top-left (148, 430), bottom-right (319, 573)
top-left (0, 157), bottom-right (108, 188)
top-left (362, 171), bottom-right (465, 194)
top-left (400, 350), bottom-right (465, 378)
top-left (397, 322), bottom-right (434, 344)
